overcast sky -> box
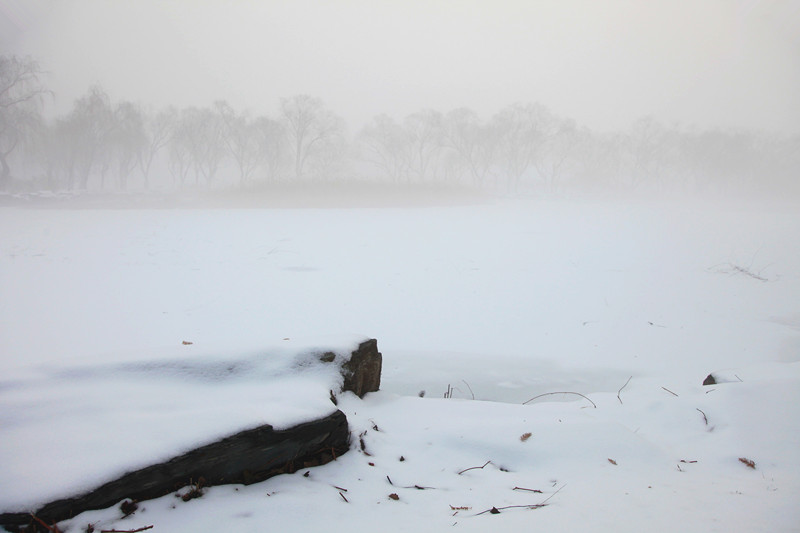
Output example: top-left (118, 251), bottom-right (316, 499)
top-left (2, 0), bottom-right (798, 133)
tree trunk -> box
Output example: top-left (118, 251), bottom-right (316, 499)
top-left (0, 152), bottom-right (10, 188)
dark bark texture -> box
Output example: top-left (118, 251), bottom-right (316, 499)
top-left (1, 411), bottom-right (349, 532)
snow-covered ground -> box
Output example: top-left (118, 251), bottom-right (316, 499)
top-left (2, 194), bottom-right (799, 532)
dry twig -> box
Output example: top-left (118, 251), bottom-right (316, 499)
top-left (730, 265), bottom-right (768, 282)
top-left (462, 380), bottom-right (475, 400)
top-left (29, 515), bottom-right (61, 533)
top-left (476, 484), bottom-right (565, 515)
top-left (100, 527), bottom-right (153, 533)
top-left (661, 386), bottom-right (678, 397)
top-left (523, 391), bottom-right (596, 408)
top-left (617, 376), bottom-right (632, 404)
top-left (513, 487), bottom-right (543, 493)
top-left (476, 504), bottom-right (547, 515)
top-left (708, 262), bottom-right (770, 282)
top-left (457, 460), bottom-right (491, 475)
top-left (696, 408), bottom-right (708, 425)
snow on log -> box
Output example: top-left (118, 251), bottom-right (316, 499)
top-left (0, 337), bottom-right (382, 531)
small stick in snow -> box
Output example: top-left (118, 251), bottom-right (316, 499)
top-left (731, 265), bottom-right (768, 282)
top-left (523, 391), bottom-right (596, 408)
top-left (457, 460), bottom-right (491, 475)
top-left (696, 408), bottom-right (708, 425)
top-left (462, 380), bottom-right (475, 400)
top-left (539, 484), bottom-right (566, 504)
top-left (100, 527), bottom-right (153, 533)
top-left (383, 477), bottom-right (435, 489)
top-left (475, 484), bottom-right (565, 515)
top-left (29, 514), bottom-right (61, 533)
top-left (358, 432), bottom-right (371, 456)
top-left (617, 376), bottom-right (633, 405)
top-left (475, 504), bottom-right (547, 515)
top-left (661, 386), bottom-right (679, 397)
top-left (339, 491), bottom-right (349, 503)
top-left (513, 487), bottom-right (543, 493)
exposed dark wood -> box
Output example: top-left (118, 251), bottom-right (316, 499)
top-left (340, 338), bottom-right (382, 398)
top-left (1, 411), bottom-right (349, 532)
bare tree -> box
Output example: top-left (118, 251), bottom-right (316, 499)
top-left (171, 105), bottom-right (227, 186)
top-left (491, 103), bottom-right (554, 193)
top-left (625, 116), bottom-right (674, 190)
top-left (280, 95), bottom-right (344, 180)
top-left (357, 114), bottom-right (411, 182)
top-left (138, 106), bottom-right (176, 189)
top-left (58, 85), bottom-right (115, 189)
top-left (533, 117), bottom-right (583, 192)
top-left (0, 55), bottom-right (50, 187)
top-left (110, 101), bottom-right (146, 190)
top-left (217, 102), bottom-right (264, 186)
top-left (252, 115), bottom-right (286, 182)
top-left (168, 122), bottom-right (192, 187)
top-left (403, 109), bottom-right (444, 182)
top-left (443, 108), bottom-right (497, 187)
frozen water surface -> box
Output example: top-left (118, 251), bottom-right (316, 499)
top-left (1, 197), bottom-right (799, 531)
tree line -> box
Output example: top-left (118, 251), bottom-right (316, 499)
top-left (1, 55), bottom-right (797, 196)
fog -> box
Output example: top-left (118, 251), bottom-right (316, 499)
top-left (0, 1), bottom-right (799, 202)
top-left (2, 4), bottom-right (800, 529)
top-left (3, 0), bottom-right (799, 134)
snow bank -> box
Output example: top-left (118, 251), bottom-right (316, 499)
top-left (0, 334), bottom-right (367, 511)
top-left (1, 196), bottom-right (798, 531)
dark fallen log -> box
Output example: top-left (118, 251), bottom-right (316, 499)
top-left (1, 411), bottom-right (349, 532)
top-left (1, 339), bottom-right (382, 532)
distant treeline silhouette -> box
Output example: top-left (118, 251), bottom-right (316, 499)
top-left (1, 55), bottom-right (797, 196)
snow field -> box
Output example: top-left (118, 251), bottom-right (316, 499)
top-left (1, 196), bottom-right (799, 531)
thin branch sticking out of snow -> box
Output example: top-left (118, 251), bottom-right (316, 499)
top-left (457, 460), bottom-right (491, 475)
top-left (661, 386), bottom-right (679, 397)
top-left (617, 376), bottom-right (633, 404)
top-left (523, 391), bottom-right (597, 408)
top-left (708, 262), bottom-right (771, 282)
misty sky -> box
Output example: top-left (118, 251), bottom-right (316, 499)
top-left (2, 0), bottom-right (798, 134)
